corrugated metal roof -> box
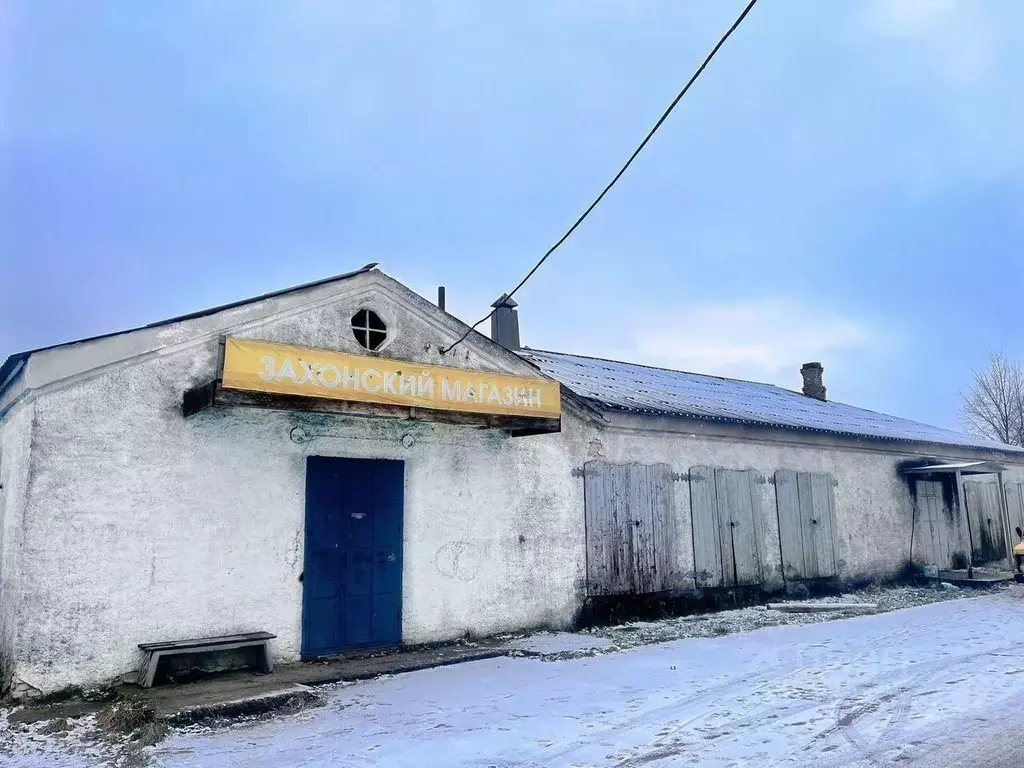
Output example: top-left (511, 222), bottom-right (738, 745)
top-left (520, 348), bottom-right (1022, 454)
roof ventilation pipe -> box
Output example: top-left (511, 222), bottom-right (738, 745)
top-left (490, 294), bottom-right (520, 351)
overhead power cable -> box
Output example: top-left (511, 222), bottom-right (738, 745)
top-left (440, 0), bottom-right (760, 355)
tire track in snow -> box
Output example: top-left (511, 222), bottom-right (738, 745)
top-left (793, 642), bottom-right (1024, 768)
top-left (542, 658), bottom-right (812, 765)
top-left (552, 626), bottom-right (919, 767)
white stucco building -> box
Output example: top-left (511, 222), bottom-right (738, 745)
top-left (1, 265), bottom-right (1021, 697)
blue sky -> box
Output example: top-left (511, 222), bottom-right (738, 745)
top-left (3, 0), bottom-right (1024, 430)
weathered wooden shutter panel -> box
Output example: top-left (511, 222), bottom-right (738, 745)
top-left (1006, 482), bottom-right (1024, 538)
top-left (916, 480), bottom-right (949, 568)
top-left (584, 461), bottom-right (612, 596)
top-left (585, 461), bottom-right (634, 596)
top-left (689, 466), bottom-right (723, 588)
top-left (648, 463), bottom-right (677, 592)
top-left (985, 481), bottom-right (1007, 560)
top-left (775, 470), bottom-right (838, 580)
top-left (965, 480), bottom-right (1006, 564)
top-left (713, 469), bottom-right (737, 587)
top-left (630, 464), bottom-right (655, 594)
top-left (608, 463), bottom-right (634, 594)
top-left (584, 461), bottom-right (675, 596)
top-left (796, 472), bottom-right (818, 578)
top-left (809, 472), bottom-right (838, 577)
top-left (715, 469), bottom-right (762, 586)
top-left (774, 469), bottom-right (804, 580)
top-left (965, 480), bottom-right (982, 562)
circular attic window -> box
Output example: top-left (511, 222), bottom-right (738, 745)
top-left (351, 308), bottom-right (388, 351)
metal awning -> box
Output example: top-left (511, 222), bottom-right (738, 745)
top-left (902, 461), bottom-right (1007, 476)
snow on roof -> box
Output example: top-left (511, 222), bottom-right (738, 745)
top-left (519, 348), bottom-right (1022, 454)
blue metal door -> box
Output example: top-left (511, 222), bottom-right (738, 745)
top-left (302, 456), bottom-right (404, 658)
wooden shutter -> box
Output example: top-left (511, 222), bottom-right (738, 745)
top-left (715, 469), bottom-right (762, 586)
top-left (648, 463), bottom-right (678, 592)
top-left (584, 461), bottom-right (675, 596)
top-left (774, 470), bottom-right (837, 580)
top-left (965, 480), bottom-right (1006, 564)
top-left (1006, 482), bottom-right (1024, 539)
top-left (689, 466), bottom-right (723, 588)
top-left (915, 480), bottom-right (949, 567)
top-left (809, 472), bottom-right (838, 577)
top-left (775, 469), bottom-right (805, 580)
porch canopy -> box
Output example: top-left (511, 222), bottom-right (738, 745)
top-left (901, 460), bottom-right (1013, 576)
top-left (902, 461), bottom-right (1007, 476)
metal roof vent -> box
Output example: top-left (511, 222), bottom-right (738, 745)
top-left (490, 294), bottom-right (520, 351)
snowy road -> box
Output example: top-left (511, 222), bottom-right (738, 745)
top-left (152, 591), bottom-right (1024, 768)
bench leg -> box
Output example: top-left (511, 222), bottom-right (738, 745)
top-left (141, 650), bottom-right (162, 688)
top-left (260, 641), bottom-right (273, 674)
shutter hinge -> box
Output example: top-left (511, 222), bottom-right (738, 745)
top-left (671, 472), bottom-right (686, 482)
top-left (832, 478), bottom-right (839, 487)
top-left (571, 467), bottom-right (586, 478)
top-left (689, 472), bottom-right (706, 482)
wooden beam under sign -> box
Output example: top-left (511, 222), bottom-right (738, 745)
top-left (182, 380), bottom-right (218, 418)
top-left (181, 382), bottom-right (560, 437)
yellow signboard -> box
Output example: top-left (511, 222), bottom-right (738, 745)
top-left (220, 337), bottom-right (561, 419)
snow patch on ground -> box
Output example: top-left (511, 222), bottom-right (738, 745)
top-left (501, 632), bottom-right (615, 656)
top-left (578, 584), bottom-right (981, 653)
top-left (0, 711), bottom-right (125, 767)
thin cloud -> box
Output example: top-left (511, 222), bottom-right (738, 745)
top-left (860, 0), bottom-right (997, 85)
top-left (623, 300), bottom-right (881, 388)
top-left (867, 0), bottom-right (960, 34)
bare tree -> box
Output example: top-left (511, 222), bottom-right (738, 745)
top-left (960, 352), bottom-right (1024, 445)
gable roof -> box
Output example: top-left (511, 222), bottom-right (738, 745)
top-left (0, 263), bottom-right (379, 397)
top-left (519, 348), bottom-right (1022, 454)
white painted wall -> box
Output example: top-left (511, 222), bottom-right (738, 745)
top-left (5, 274), bottom-right (585, 694)
top-left (0, 402), bottom-right (34, 691)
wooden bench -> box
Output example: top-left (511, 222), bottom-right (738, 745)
top-left (137, 631), bottom-right (276, 688)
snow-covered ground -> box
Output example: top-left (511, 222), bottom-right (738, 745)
top-left (6, 589), bottom-right (1024, 767)
top-left (160, 590), bottom-right (1024, 767)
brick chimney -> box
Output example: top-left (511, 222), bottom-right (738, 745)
top-left (801, 362), bottom-right (826, 401)
top-left (490, 294), bottom-right (520, 351)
